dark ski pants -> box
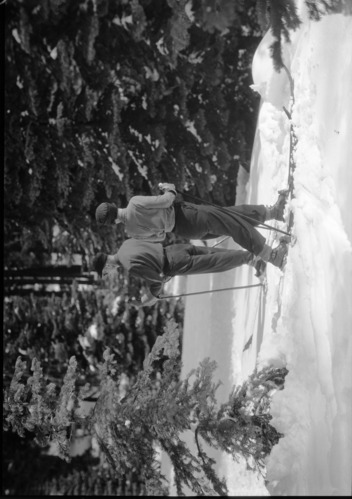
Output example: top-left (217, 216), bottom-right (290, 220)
top-left (164, 243), bottom-right (250, 277)
top-left (173, 202), bottom-right (267, 255)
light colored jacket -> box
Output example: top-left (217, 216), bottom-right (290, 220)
top-left (118, 192), bottom-right (176, 242)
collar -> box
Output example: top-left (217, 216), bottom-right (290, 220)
top-left (117, 208), bottom-right (127, 224)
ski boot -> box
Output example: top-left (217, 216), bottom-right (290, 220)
top-left (248, 254), bottom-right (267, 278)
top-left (266, 189), bottom-right (289, 222)
top-left (268, 239), bottom-right (289, 270)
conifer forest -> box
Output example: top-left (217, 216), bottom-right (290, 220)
top-left (3, 0), bottom-right (340, 495)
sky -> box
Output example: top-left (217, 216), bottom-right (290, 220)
top-left (167, 1), bottom-right (352, 495)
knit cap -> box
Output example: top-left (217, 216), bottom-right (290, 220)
top-left (95, 203), bottom-right (117, 225)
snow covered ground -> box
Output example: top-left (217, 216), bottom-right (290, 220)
top-left (167, 2), bottom-right (352, 496)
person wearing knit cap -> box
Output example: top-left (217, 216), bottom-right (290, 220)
top-left (95, 183), bottom-right (178, 242)
top-left (95, 182), bottom-right (288, 269)
top-left (92, 237), bottom-right (289, 307)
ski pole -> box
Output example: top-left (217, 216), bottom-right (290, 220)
top-left (176, 189), bottom-right (292, 238)
top-left (160, 283), bottom-right (262, 299)
top-left (211, 236), bottom-right (230, 248)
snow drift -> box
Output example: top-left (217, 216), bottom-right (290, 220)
top-left (176, 1), bottom-right (352, 496)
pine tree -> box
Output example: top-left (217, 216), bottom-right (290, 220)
top-left (3, 355), bottom-right (80, 460)
top-left (4, 318), bottom-right (288, 495)
top-left (255, 0), bottom-right (346, 70)
top-left (93, 319), bottom-right (288, 494)
top-left (3, 276), bottom-right (185, 400)
top-left (5, 0), bottom-right (263, 268)
top-left (305, 0), bottom-right (347, 20)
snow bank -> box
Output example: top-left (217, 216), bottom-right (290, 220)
top-left (171, 3), bottom-right (352, 496)
top-left (250, 4), bottom-right (352, 496)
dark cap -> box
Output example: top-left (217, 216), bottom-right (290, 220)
top-left (92, 253), bottom-right (108, 277)
top-left (95, 203), bottom-right (117, 225)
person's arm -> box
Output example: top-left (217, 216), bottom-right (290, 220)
top-left (130, 288), bottom-right (159, 308)
top-left (141, 288), bottom-right (159, 306)
top-left (131, 183), bottom-right (177, 209)
top-left (128, 265), bottom-right (163, 307)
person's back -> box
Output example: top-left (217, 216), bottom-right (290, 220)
top-left (95, 184), bottom-right (177, 242)
top-left (117, 238), bottom-right (167, 298)
top-left (117, 238), bottom-right (164, 273)
top-left (119, 196), bottom-right (175, 241)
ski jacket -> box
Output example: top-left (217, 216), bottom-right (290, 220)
top-left (118, 192), bottom-right (176, 242)
top-left (117, 238), bottom-right (166, 297)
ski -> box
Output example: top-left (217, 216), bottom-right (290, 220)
top-left (276, 65), bottom-right (298, 272)
top-left (282, 64), bottom-right (298, 239)
top-left (249, 66), bottom-right (297, 283)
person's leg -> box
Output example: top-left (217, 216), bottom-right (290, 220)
top-left (165, 243), bottom-right (251, 276)
top-left (230, 191), bottom-right (289, 225)
top-left (226, 204), bottom-right (267, 226)
top-left (173, 203), bottom-right (208, 239)
top-left (191, 204), bottom-right (266, 255)
top-left (174, 197), bottom-right (285, 233)
top-left (173, 201), bottom-right (287, 258)
top-left (174, 202), bottom-right (265, 253)
top-left (174, 201), bottom-right (264, 235)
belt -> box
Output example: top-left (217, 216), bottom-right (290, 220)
top-left (171, 202), bottom-right (182, 232)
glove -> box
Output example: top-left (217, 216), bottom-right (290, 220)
top-left (158, 182), bottom-right (177, 196)
top-left (129, 295), bottom-right (158, 308)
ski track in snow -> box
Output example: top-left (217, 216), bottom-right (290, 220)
top-left (164, 2), bottom-right (352, 496)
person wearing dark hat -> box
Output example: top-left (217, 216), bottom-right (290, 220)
top-left (92, 236), bottom-right (288, 307)
top-left (95, 182), bottom-right (288, 264)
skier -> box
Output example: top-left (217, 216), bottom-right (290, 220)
top-left (95, 182), bottom-right (288, 269)
top-left (92, 236), bottom-right (286, 307)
